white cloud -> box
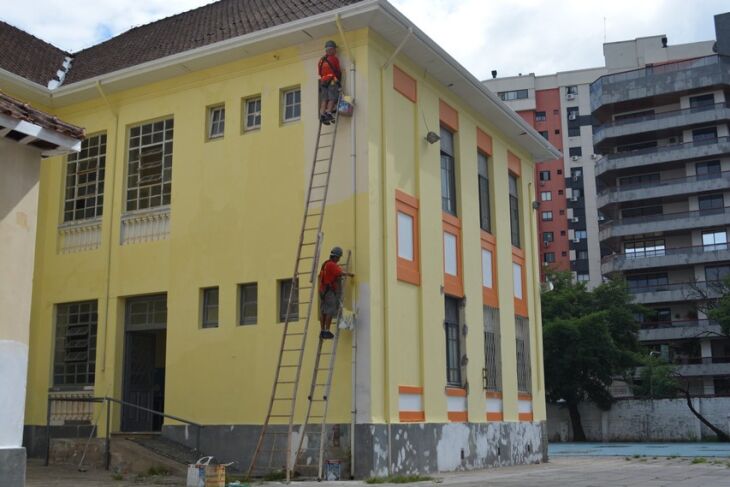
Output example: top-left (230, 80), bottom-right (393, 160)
top-left (3, 0), bottom-right (726, 77)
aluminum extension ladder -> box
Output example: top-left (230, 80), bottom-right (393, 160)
top-left (246, 105), bottom-right (342, 482)
top-left (293, 251), bottom-right (351, 480)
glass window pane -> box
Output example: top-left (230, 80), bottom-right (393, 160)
top-left (513, 263), bottom-right (523, 299)
top-left (397, 212), bottom-right (414, 261)
top-left (444, 232), bottom-right (458, 276)
top-left (482, 249), bottom-right (493, 288)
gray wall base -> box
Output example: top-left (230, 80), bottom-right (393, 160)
top-left (0, 447), bottom-right (26, 487)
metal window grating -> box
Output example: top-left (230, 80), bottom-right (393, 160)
top-left (126, 119), bottom-right (173, 212)
top-left (54, 301), bottom-right (98, 387)
top-left (64, 134), bottom-right (107, 222)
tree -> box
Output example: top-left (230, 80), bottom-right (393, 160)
top-left (542, 272), bottom-right (642, 441)
top-left (705, 275), bottom-right (730, 338)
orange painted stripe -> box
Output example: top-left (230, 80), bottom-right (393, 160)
top-left (477, 127), bottom-right (493, 156)
top-left (518, 393), bottom-right (533, 401)
top-left (439, 99), bottom-right (459, 132)
top-left (486, 412), bottom-right (503, 421)
top-left (441, 211), bottom-right (461, 229)
top-left (395, 189), bottom-right (419, 208)
top-left (512, 246), bottom-right (525, 259)
top-left (485, 391), bottom-right (503, 399)
top-left (400, 411), bottom-right (425, 422)
top-left (480, 230), bottom-right (496, 245)
top-left (445, 387), bottom-right (467, 397)
top-left (393, 65), bottom-right (417, 103)
top-left (399, 385), bottom-right (423, 395)
top-left (507, 150), bottom-right (521, 177)
top-left (448, 411), bottom-right (468, 422)
top-left (518, 412), bottom-right (534, 422)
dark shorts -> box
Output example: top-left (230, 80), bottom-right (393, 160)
top-left (319, 81), bottom-right (340, 103)
top-left (320, 290), bottom-right (340, 317)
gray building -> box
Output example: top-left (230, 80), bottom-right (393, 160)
top-left (593, 13), bottom-right (730, 395)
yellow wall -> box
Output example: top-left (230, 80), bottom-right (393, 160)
top-left (22, 27), bottom-right (545, 431)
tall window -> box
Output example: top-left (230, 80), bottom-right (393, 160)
top-left (445, 297), bottom-right (462, 386)
top-left (54, 301), bottom-right (98, 387)
top-left (540, 191), bottom-right (552, 201)
top-left (244, 96), bottom-right (262, 131)
top-left (201, 287), bottom-right (219, 328)
top-left (64, 133), bottom-right (106, 222)
top-left (706, 264), bottom-right (730, 282)
top-left (239, 283), bottom-right (258, 325)
top-left (498, 89), bottom-right (528, 101)
top-left (624, 239), bottom-right (665, 258)
top-left (282, 88), bottom-right (301, 122)
top-left (207, 105), bottom-right (225, 139)
top-left (483, 306), bottom-right (501, 391)
top-left (440, 127), bottom-right (457, 215)
top-left (509, 174), bottom-right (520, 248)
top-left (535, 111), bottom-right (546, 122)
top-left (699, 194), bottom-right (724, 215)
top-left (516, 316), bottom-right (531, 393)
top-left (703, 230), bottom-right (728, 251)
top-left (126, 119), bottom-right (173, 212)
top-left (279, 278), bottom-right (299, 322)
top-left (696, 160), bottom-right (721, 180)
top-left (693, 127), bottom-right (718, 143)
top-left (541, 211), bottom-right (553, 221)
top-left (477, 152), bottom-right (491, 232)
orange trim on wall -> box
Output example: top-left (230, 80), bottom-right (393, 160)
top-left (445, 387), bottom-right (467, 397)
top-left (486, 412), bottom-right (504, 421)
top-left (395, 190), bottom-right (421, 286)
top-left (512, 251), bottom-right (528, 318)
top-left (477, 128), bottom-right (493, 156)
top-left (485, 391), bottom-right (503, 399)
top-left (448, 411), bottom-right (468, 422)
top-left (508, 150), bottom-right (521, 177)
top-left (518, 393), bottom-right (533, 401)
top-left (439, 99), bottom-right (459, 132)
top-left (481, 231), bottom-right (499, 309)
top-left (518, 412), bottom-right (534, 422)
top-left (400, 411), bottom-right (426, 422)
top-left (398, 385), bottom-right (424, 395)
top-left (393, 65), bottom-right (417, 103)
top-left (442, 213), bottom-right (463, 297)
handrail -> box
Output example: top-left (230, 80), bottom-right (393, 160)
top-left (45, 395), bottom-right (203, 470)
top-left (594, 101), bottom-right (730, 135)
top-left (599, 170), bottom-right (730, 196)
top-left (603, 135), bottom-right (729, 161)
top-left (602, 243), bottom-right (730, 263)
top-left (600, 206), bottom-right (729, 227)
top-left (639, 319), bottom-right (717, 330)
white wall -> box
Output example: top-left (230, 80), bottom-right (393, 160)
top-left (0, 138), bottom-right (41, 449)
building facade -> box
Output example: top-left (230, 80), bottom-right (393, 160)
top-left (1, 0), bottom-right (558, 477)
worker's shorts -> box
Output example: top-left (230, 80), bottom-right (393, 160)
top-left (319, 81), bottom-right (340, 103)
top-left (319, 290), bottom-right (340, 317)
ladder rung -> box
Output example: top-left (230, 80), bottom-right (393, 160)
top-left (285, 333), bottom-right (305, 336)
top-left (277, 381), bottom-right (297, 384)
top-left (313, 171), bottom-right (328, 176)
top-left (318, 145), bottom-right (332, 149)
top-left (279, 365), bottom-right (299, 368)
top-left (269, 414), bottom-right (292, 418)
top-left (308, 199), bottom-right (324, 204)
top-left (282, 348), bottom-right (303, 352)
top-left (273, 397), bottom-right (294, 401)
top-left (310, 185), bottom-right (327, 189)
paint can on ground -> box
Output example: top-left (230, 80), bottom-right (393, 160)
top-left (337, 96), bottom-right (354, 116)
top-left (324, 459), bottom-right (341, 480)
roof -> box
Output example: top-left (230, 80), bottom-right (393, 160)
top-left (0, 20), bottom-right (69, 86)
top-left (0, 91), bottom-right (84, 155)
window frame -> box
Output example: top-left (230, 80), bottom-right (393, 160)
top-left (201, 287), bottom-right (219, 328)
top-left (63, 133), bottom-right (107, 223)
top-left (125, 117), bottom-right (174, 213)
top-left (440, 126), bottom-right (458, 216)
top-left (483, 306), bottom-right (502, 392)
top-left (540, 191), bottom-right (552, 202)
top-left (281, 87), bottom-right (302, 123)
top-left (243, 96), bottom-right (262, 132)
top-left (541, 211), bottom-right (553, 221)
top-left (396, 190), bottom-right (421, 285)
top-left (535, 111), bottom-right (546, 122)
top-left (445, 296), bottom-right (462, 387)
top-left (477, 151), bottom-right (491, 233)
top-left (53, 300), bottom-right (98, 388)
top-left (508, 173), bottom-right (520, 248)
top-left (278, 278), bottom-right (299, 322)
top-left (238, 282), bottom-right (258, 325)
top-left (207, 104), bottom-right (225, 140)
top-left (515, 316), bottom-right (532, 394)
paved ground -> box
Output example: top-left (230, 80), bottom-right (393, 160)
top-left (27, 455), bottom-right (730, 487)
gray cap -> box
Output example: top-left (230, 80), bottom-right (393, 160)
top-left (330, 246), bottom-right (343, 257)
top-left (325, 40), bottom-right (337, 49)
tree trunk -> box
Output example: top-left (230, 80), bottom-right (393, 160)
top-left (680, 387), bottom-right (730, 442)
top-left (567, 402), bottom-right (587, 442)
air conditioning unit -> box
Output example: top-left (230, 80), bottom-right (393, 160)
top-left (572, 217), bottom-right (579, 223)
top-left (568, 112), bottom-right (578, 120)
top-left (571, 155), bottom-right (580, 161)
top-left (566, 93), bottom-right (576, 100)
top-left (573, 237), bottom-right (581, 243)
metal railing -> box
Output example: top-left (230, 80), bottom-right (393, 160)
top-left (639, 319), bottom-right (716, 330)
top-left (600, 206), bottom-right (730, 227)
top-left (627, 280), bottom-right (723, 295)
top-left (602, 243), bottom-right (730, 264)
top-left (45, 395), bottom-right (203, 470)
top-left (602, 135), bottom-right (729, 162)
top-left (599, 170), bottom-right (730, 197)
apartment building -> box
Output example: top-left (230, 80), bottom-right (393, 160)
top-left (0, 0), bottom-right (558, 476)
top-left (485, 35), bottom-right (714, 287)
top-left (593, 13), bottom-right (730, 395)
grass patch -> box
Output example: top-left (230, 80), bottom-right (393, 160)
top-left (691, 457), bottom-right (708, 464)
top-left (366, 475), bottom-right (434, 484)
top-left (146, 466), bottom-right (171, 476)
top-left (111, 473), bottom-right (124, 481)
top-left (263, 470), bottom-right (287, 481)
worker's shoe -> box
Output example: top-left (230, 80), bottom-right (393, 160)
top-left (320, 113), bottom-right (332, 125)
top-left (323, 330), bottom-right (335, 339)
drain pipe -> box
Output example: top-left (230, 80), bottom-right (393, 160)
top-left (528, 182), bottom-right (544, 392)
top-left (335, 14), bottom-right (359, 479)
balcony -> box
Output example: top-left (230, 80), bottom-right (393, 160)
top-left (639, 320), bottom-right (724, 342)
top-left (590, 55), bottom-right (730, 113)
top-left (597, 171), bottom-right (730, 208)
top-left (595, 136), bottom-right (730, 176)
top-left (602, 244), bottom-right (730, 274)
top-left (594, 102), bottom-right (730, 150)
top-left (675, 359), bottom-right (730, 378)
top-left (627, 281), bottom-right (721, 304)
top-left (599, 207), bottom-right (730, 240)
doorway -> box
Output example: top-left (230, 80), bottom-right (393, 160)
top-left (122, 294), bottom-right (167, 432)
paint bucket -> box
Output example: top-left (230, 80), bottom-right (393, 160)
top-left (324, 459), bottom-right (341, 480)
top-left (337, 96), bottom-right (354, 117)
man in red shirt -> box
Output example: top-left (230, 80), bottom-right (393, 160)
top-left (318, 246), bottom-right (352, 339)
top-left (318, 40), bottom-right (341, 125)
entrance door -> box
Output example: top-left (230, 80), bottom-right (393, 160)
top-left (122, 295), bottom-right (167, 432)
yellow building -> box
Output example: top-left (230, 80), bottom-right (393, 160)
top-left (1, 0), bottom-right (559, 477)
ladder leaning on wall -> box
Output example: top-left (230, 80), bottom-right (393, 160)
top-left (246, 103), bottom-right (343, 482)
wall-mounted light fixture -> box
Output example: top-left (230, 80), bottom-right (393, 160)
top-left (425, 131), bottom-right (440, 144)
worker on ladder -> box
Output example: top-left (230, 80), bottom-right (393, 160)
top-left (318, 40), bottom-right (341, 125)
top-left (318, 246), bottom-right (352, 339)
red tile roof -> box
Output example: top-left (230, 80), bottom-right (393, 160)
top-left (0, 0), bottom-right (364, 87)
top-left (0, 91), bottom-right (85, 140)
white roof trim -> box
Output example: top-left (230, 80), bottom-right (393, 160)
top-left (0, 112), bottom-right (81, 156)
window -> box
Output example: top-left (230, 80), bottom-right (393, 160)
top-left (557, 169), bottom-right (562, 175)
top-left (498, 89), bottom-right (528, 101)
top-left (64, 133), bottom-right (107, 222)
top-left (543, 231), bottom-right (554, 243)
top-left (483, 306), bottom-right (501, 391)
top-left (278, 279), bottom-right (299, 322)
top-left (619, 173), bottom-right (659, 187)
top-left (398, 213), bottom-right (415, 260)
top-left (512, 262), bottom-right (523, 300)
top-left (443, 232), bottom-right (458, 276)
top-left (558, 190), bottom-right (564, 195)
top-left (614, 109), bottom-right (654, 122)
top-left (568, 126), bottom-right (580, 137)
top-left (239, 283), bottom-right (258, 325)
top-left (509, 174), bottom-right (520, 248)
top-left (535, 111), bottom-right (546, 122)
top-left (54, 301), bottom-right (98, 387)
top-left (696, 160), bottom-right (721, 180)
top-left (577, 250), bottom-right (588, 260)
top-left (554, 129), bottom-right (560, 135)
top-left (208, 105), bottom-right (225, 139)
top-left (568, 147), bottom-right (582, 157)
top-left (566, 85), bottom-right (578, 95)
top-left (539, 170), bottom-right (551, 181)
top-left (690, 94), bottom-right (715, 110)
top-left (480, 248), bottom-right (494, 289)
top-left (706, 264), bottom-right (730, 282)
top-left (574, 230), bottom-right (587, 240)
top-left (440, 127), bottom-right (457, 215)
top-left (126, 118), bottom-right (173, 212)
top-left (541, 211), bottom-right (553, 221)
top-left (567, 107), bottom-right (579, 120)
top-left (693, 126), bottom-right (717, 143)
top-left (703, 230), bottom-right (727, 251)
top-left (396, 191), bottom-right (420, 285)
top-left (282, 88), bottom-right (301, 122)
top-left (627, 273), bottom-right (668, 290)
top-left (201, 287), bottom-right (219, 328)
top-left (541, 191), bottom-right (552, 201)
top-left (560, 209), bottom-right (566, 216)
top-left (243, 96), bottom-right (262, 130)
top-left (477, 152), bottom-right (491, 232)
top-left (698, 194), bottom-right (724, 215)
top-left (622, 204), bottom-right (662, 219)
top-left (445, 297), bottom-right (462, 386)
top-left (539, 131), bottom-right (549, 140)
top-left (624, 239), bottom-right (665, 258)
top-left (543, 252), bottom-right (556, 264)
top-left (515, 316), bottom-right (531, 393)
top-left (572, 188), bottom-right (582, 200)
top-left (576, 273), bottom-right (589, 282)
top-left (560, 230), bottom-right (566, 236)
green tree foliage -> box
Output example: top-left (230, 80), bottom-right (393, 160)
top-left (706, 276), bottom-right (730, 338)
top-left (632, 356), bottom-right (679, 398)
top-left (542, 271), bottom-right (643, 441)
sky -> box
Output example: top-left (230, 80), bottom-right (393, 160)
top-left (2, 0), bottom-right (726, 79)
